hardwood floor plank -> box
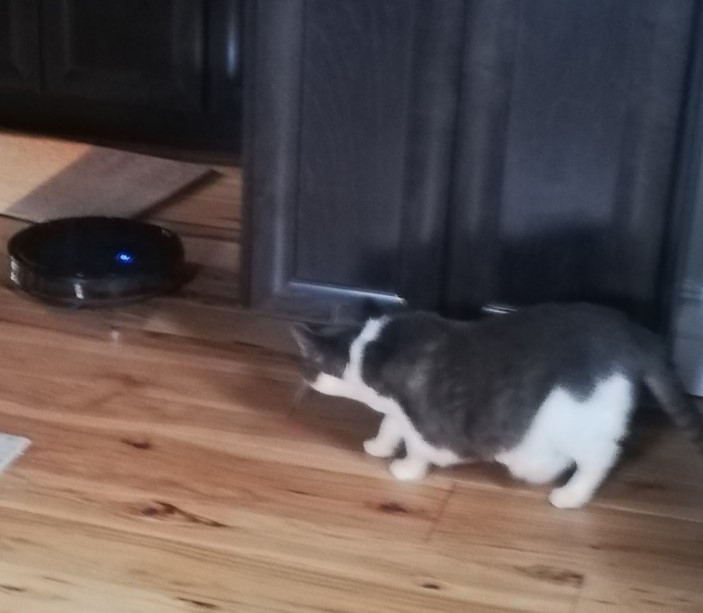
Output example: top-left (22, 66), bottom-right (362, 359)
top-left (147, 218), bottom-right (239, 244)
top-left (0, 287), bottom-right (115, 339)
top-left (0, 334), bottom-right (297, 414)
top-left (574, 574), bottom-right (702, 613)
top-left (179, 234), bottom-right (240, 272)
top-left (0, 312), bottom-right (322, 410)
top-left (0, 146), bottom-right (700, 612)
top-left (584, 417), bottom-right (703, 522)
top-left (0, 402), bottom-right (449, 544)
top-left (127, 299), bottom-right (298, 355)
top-left (144, 166), bottom-right (240, 233)
top-left (0, 562), bottom-right (217, 613)
top-left (0, 505), bottom-right (565, 613)
top-left (431, 483), bottom-right (703, 599)
top-left (0, 297), bottom-right (295, 374)
top-left (0, 394), bottom-right (573, 611)
top-left (0, 367), bottom-right (394, 482)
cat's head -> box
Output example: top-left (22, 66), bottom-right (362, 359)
top-left (290, 322), bottom-right (362, 394)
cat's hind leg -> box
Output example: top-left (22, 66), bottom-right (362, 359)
top-left (548, 440), bottom-right (621, 509)
top-left (504, 449), bottom-right (574, 485)
top-left (364, 414), bottom-right (403, 458)
top-left (548, 374), bottom-right (633, 509)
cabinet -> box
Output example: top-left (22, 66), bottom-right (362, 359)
top-left (0, 0), bottom-right (39, 92)
top-left (243, 0), bottom-right (702, 330)
top-left (43, 0), bottom-right (203, 111)
top-left (0, 0), bottom-right (242, 152)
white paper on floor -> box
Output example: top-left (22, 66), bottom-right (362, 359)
top-left (0, 433), bottom-right (30, 473)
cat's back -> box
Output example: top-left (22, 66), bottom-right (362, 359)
top-left (472, 302), bottom-right (633, 346)
top-left (378, 302), bottom-right (631, 350)
top-left (372, 303), bottom-right (641, 386)
top-left (370, 310), bottom-right (463, 358)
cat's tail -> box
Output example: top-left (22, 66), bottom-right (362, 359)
top-left (638, 331), bottom-right (703, 450)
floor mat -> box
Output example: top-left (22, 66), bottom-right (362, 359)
top-left (0, 433), bottom-right (30, 474)
top-left (0, 132), bottom-right (211, 222)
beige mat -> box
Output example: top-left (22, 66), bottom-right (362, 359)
top-left (0, 133), bottom-right (211, 222)
top-left (0, 433), bottom-right (30, 474)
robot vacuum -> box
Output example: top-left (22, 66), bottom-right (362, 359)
top-left (8, 217), bottom-right (186, 307)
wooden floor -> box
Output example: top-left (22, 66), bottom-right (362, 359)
top-left (0, 167), bottom-right (702, 612)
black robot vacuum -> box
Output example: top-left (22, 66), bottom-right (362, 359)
top-left (8, 217), bottom-right (186, 307)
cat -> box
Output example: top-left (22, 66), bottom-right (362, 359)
top-left (291, 303), bottom-right (703, 509)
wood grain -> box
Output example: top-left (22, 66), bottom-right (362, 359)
top-left (0, 147), bottom-right (701, 611)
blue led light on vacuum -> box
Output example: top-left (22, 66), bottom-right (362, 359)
top-left (116, 251), bottom-right (134, 264)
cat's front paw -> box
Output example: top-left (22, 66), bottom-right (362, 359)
top-left (548, 486), bottom-right (590, 510)
top-left (389, 457), bottom-right (428, 481)
top-left (363, 437), bottom-right (396, 458)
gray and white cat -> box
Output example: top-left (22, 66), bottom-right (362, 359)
top-left (292, 303), bottom-right (702, 509)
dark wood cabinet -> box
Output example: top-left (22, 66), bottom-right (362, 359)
top-left (0, 0), bottom-right (40, 92)
top-left (243, 0), bottom-right (702, 330)
top-left (0, 0), bottom-right (242, 152)
top-left (208, 0), bottom-right (244, 115)
top-left (244, 0), bottom-right (465, 321)
top-left (444, 0), bottom-right (698, 327)
top-left (43, 0), bottom-right (204, 111)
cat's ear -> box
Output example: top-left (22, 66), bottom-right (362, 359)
top-left (290, 323), bottom-right (325, 360)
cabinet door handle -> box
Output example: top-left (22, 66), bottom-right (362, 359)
top-left (481, 303), bottom-right (517, 316)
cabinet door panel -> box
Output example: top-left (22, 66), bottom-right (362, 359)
top-left (42, 0), bottom-right (203, 111)
top-left (244, 0), bottom-right (464, 320)
top-left (208, 0), bottom-right (243, 114)
top-left (0, 0), bottom-right (39, 92)
top-left (445, 0), bottom-right (698, 328)
top-left (245, 0), bottom-right (699, 327)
